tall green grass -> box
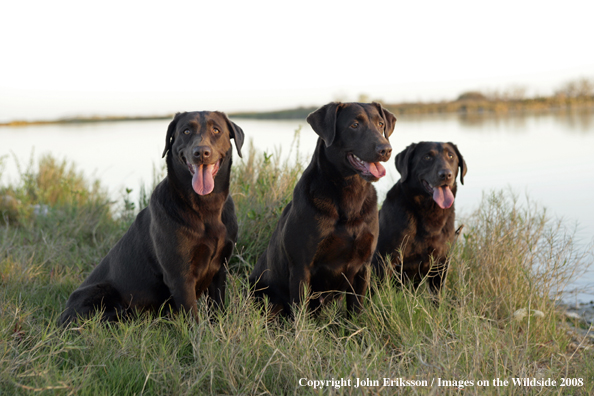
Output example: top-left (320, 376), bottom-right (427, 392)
top-left (1, 149), bottom-right (593, 395)
top-left (230, 131), bottom-right (304, 274)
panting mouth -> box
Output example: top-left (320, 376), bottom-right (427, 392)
top-left (421, 179), bottom-right (454, 209)
top-left (187, 159), bottom-right (221, 195)
top-left (347, 153), bottom-right (386, 179)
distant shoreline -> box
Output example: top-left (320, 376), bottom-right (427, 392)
top-left (2, 96), bottom-right (594, 127)
top-left (0, 114), bottom-right (174, 127)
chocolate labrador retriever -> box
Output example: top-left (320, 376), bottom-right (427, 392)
top-left (249, 102), bottom-right (396, 316)
top-left (59, 111), bottom-right (244, 325)
top-left (373, 142), bottom-right (466, 293)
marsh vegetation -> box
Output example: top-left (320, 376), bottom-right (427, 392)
top-left (0, 147), bottom-right (593, 395)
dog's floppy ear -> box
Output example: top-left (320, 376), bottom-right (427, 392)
top-left (448, 142), bottom-right (467, 185)
top-left (306, 102), bottom-right (342, 147)
top-left (218, 112), bottom-right (245, 158)
top-left (372, 102), bottom-right (397, 139)
top-left (162, 112), bottom-right (183, 158)
top-left (395, 143), bottom-right (417, 183)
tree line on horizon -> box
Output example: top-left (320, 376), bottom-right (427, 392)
top-left (231, 77), bottom-right (594, 119)
top-left (2, 78), bottom-right (593, 126)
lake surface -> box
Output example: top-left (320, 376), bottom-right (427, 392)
top-left (2, 111), bottom-right (593, 301)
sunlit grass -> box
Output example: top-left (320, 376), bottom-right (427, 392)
top-left (1, 147), bottom-right (593, 395)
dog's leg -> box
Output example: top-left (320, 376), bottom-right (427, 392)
top-left (428, 262), bottom-right (447, 294)
top-left (289, 264), bottom-right (311, 315)
top-left (168, 278), bottom-right (199, 320)
top-left (207, 264), bottom-right (227, 311)
top-left (346, 264), bottom-right (370, 314)
top-left (207, 239), bottom-right (233, 311)
top-left (58, 283), bottom-right (124, 325)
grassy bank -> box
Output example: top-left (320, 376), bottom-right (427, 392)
top-left (1, 151), bottom-right (593, 395)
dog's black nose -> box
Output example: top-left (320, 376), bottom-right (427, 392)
top-left (376, 144), bottom-right (392, 159)
top-left (193, 146), bottom-right (211, 159)
top-left (438, 169), bottom-right (453, 181)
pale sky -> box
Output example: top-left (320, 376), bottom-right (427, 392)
top-left (1, 0), bottom-right (593, 122)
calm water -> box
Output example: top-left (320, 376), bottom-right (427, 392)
top-left (2, 111), bottom-right (594, 301)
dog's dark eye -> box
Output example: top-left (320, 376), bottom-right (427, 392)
top-left (183, 129), bottom-right (190, 135)
top-left (379, 121), bottom-right (384, 128)
top-left (213, 128), bottom-right (220, 134)
top-left (351, 122), bottom-right (359, 128)
top-left (448, 152), bottom-right (454, 159)
top-left (424, 155), bottom-right (432, 161)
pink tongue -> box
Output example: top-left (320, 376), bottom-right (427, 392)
top-left (192, 164), bottom-right (215, 195)
top-left (366, 162), bottom-right (386, 178)
top-left (433, 186), bottom-right (454, 209)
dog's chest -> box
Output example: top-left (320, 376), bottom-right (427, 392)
top-left (178, 220), bottom-right (226, 263)
top-left (313, 223), bottom-right (375, 272)
top-left (397, 222), bottom-right (453, 272)
top-left (314, 187), bottom-right (375, 231)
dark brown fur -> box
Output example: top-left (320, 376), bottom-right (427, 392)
top-left (373, 142), bottom-right (467, 292)
top-left (249, 102), bottom-right (396, 316)
top-left (58, 111), bottom-right (244, 325)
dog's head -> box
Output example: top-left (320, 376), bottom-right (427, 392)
top-left (307, 102), bottom-right (396, 182)
top-left (395, 142), bottom-right (467, 209)
top-left (162, 111), bottom-right (244, 195)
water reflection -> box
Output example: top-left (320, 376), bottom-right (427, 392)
top-left (551, 108), bottom-right (594, 133)
top-left (454, 108), bottom-right (594, 133)
top-left (458, 113), bottom-right (530, 130)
